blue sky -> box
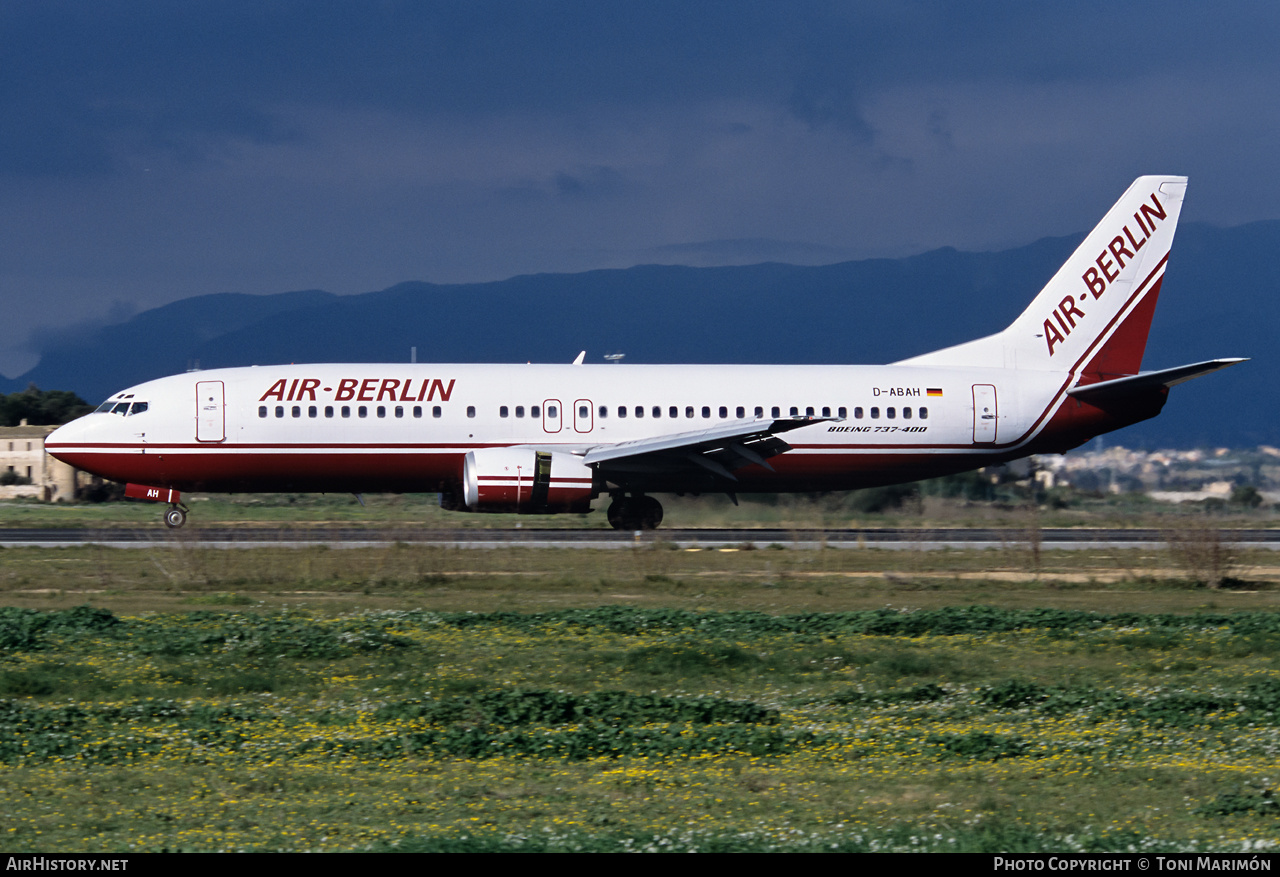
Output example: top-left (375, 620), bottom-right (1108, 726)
top-left (3, 1), bottom-right (1278, 376)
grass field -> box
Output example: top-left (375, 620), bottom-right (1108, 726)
top-left (1, 538), bottom-right (1279, 852)
top-left (2, 485), bottom-right (1277, 530)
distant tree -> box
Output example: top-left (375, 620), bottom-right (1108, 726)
top-left (0, 385), bottom-right (93, 426)
top-left (78, 476), bottom-right (126, 503)
top-left (1230, 484), bottom-right (1264, 508)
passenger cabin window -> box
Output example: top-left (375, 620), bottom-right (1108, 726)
top-left (618, 406), bottom-right (627, 418)
top-left (342, 406), bottom-right (351, 418)
top-left (275, 406), bottom-right (284, 418)
top-left (838, 407), bottom-right (847, 418)
top-left (532, 406), bottom-right (541, 417)
top-left (259, 406), bottom-right (267, 418)
top-left (292, 406), bottom-right (301, 418)
top-left (718, 406), bottom-right (727, 418)
top-left (500, 406), bottom-right (509, 418)
top-left (669, 406), bottom-right (678, 418)
top-left (652, 406), bottom-right (661, 418)
top-left (806, 406), bottom-right (814, 416)
top-left (903, 407), bottom-right (911, 419)
top-left (736, 406), bottom-right (745, 418)
top-left (771, 406), bottom-right (780, 417)
top-left (325, 406), bottom-right (334, 418)
top-left (686, 406), bottom-right (694, 418)
top-left (599, 406), bottom-right (608, 418)
top-left (871, 407), bottom-right (880, 419)
top-left (309, 406), bottom-right (317, 418)
top-left (822, 406), bottom-right (830, 417)
top-left (376, 406), bottom-right (386, 418)
top-left (790, 406), bottom-right (799, 416)
top-left (920, 407), bottom-right (928, 419)
top-left (515, 406), bottom-right (525, 418)
top-left (754, 406), bottom-right (763, 418)
top-left (701, 406), bottom-right (711, 418)
top-left (633, 406), bottom-right (641, 418)
top-left (358, 406), bottom-right (367, 418)
top-left (394, 406), bottom-right (403, 418)
top-left (579, 405), bottom-right (589, 418)
top-left (467, 406), bottom-right (476, 418)
top-left (433, 406), bottom-right (442, 418)
top-left (413, 406), bottom-right (422, 418)
top-left (854, 407), bottom-right (863, 419)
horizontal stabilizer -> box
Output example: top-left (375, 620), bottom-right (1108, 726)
top-left (1067, 358), bottom-right (1247, 402)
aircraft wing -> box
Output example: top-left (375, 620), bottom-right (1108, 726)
top-left (581, 416), bottom-right (831, 482)
top-left (1067, 358), bottom-right (1248, 403)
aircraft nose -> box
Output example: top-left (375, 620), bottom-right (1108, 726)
top-left (45, 416), bottom-right (91, 462)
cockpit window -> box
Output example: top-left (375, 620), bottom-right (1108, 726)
top-left (98, 400), bottom-right (148, 415)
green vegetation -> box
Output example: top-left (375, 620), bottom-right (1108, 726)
top-left (0, 385), bottom-right (92, 426)
top-left (0, 583), bottom-right (1279, 851)
top-left (0, 477), bottom-right (1277, 530)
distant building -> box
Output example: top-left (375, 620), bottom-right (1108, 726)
top-left (0, 420), bottom-right (80, 501)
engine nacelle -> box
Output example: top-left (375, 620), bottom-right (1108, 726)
top-left (462, 448), bottom-right (597, 514)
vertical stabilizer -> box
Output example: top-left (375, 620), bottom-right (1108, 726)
top-left (898, 175), bottom-right (1187, 376)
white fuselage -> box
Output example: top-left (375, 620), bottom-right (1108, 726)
top-left (47, 361), bottom-right (1079, 496)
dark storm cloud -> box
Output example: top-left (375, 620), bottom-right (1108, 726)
top-left (6, 2), bottom-right (1276, 177)
top-left (0, 1), bottom-right (803, 177)
top-left (2, 1), bottom-right (1280, 377)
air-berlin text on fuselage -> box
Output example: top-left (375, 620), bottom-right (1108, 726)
top-left (258, 377), bottom-right (456, 404)
top-left (1042, 191), bottom-right (1168, 357)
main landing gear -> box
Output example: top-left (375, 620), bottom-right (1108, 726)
top-left (606, 494), bottom-right (663, 531)
top-left (163, 504), bottom-right (188, 529)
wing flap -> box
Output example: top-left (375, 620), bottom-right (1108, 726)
top-left (582, 416), bottom-right (830, 480)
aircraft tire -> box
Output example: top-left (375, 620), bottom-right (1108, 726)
top-left (606, 497), bottom-right (631, 530)
top-left (635, 495), bottom-right (663, 529)
top-left (164, 506), bottom-right (186, 529)
top-left (606, 495), bottom-right (663, 530)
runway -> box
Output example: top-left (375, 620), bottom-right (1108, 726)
top-left (2, 526), bottom-right (1278, 550)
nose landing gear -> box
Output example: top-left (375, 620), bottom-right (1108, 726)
top-left (124, 483), bottom-right (188, 529)
top-left (606, 494), bottom-right (663, 530)
top-left (163, 504), bottom-right (188, 529)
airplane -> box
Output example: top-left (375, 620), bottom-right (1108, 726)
top-left (45, 175), bottom-right (1245, 530)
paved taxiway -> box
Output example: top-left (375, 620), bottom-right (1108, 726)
top-left (2, 527), bottom-right (1278, 550)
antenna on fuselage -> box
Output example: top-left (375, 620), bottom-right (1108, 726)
top-left (411, 347), bottom-right (417, 363)
top-left (604, 353), bottom-right (625, 364)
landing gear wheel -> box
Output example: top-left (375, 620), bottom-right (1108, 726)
top-left (164, 506), bottom-right (187, 529)
top-left (635, 495), bottom-right (663, 530)
top-left (606, 495), bottom-right (664, 530)
top-left (606, 497), bottom-right (631, 530)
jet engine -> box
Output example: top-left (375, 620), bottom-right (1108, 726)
top-left (461, 447), bottom-right (597, 514)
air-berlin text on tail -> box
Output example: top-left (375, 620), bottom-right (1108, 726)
top-left (1043, 191), bottom-right (1168, 357)
top-left (258, 377), bottom-right (456, 403)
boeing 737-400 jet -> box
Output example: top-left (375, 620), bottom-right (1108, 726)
top-left (46, 176), bottom-right (1245, 530)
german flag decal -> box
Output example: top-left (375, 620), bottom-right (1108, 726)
top-left (927, 388), bottom-right (943, 397)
